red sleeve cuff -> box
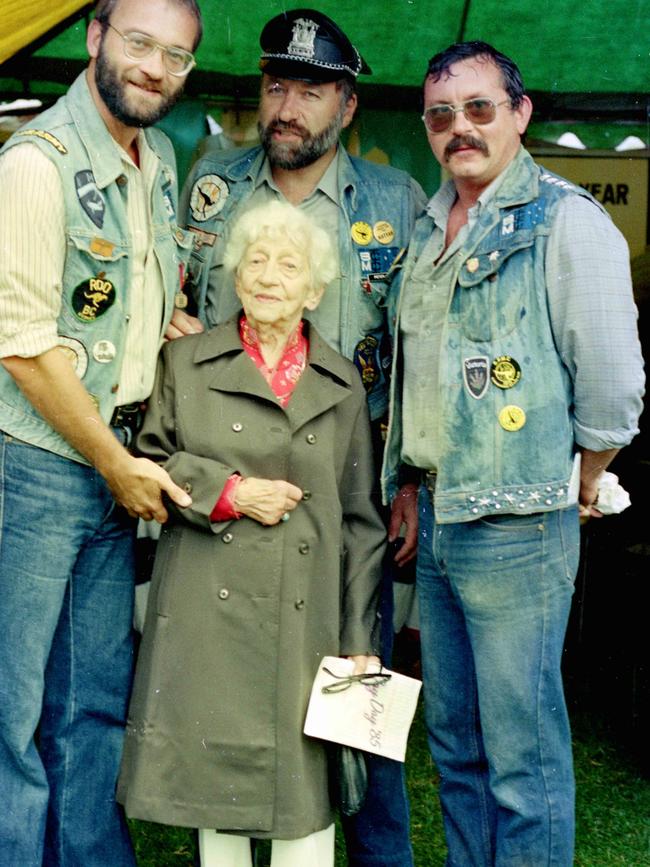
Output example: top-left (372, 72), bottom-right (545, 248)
top-left (210, 474), bottom-right (242, 522)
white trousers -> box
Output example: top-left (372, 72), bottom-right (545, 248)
top-left (198, 824), bottom-right (335, 867)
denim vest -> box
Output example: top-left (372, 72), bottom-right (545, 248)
top-left (0, 73), bottom-right (192, 463)
top-left (182, 145), bottom-right (425, 420)
top-left (382, 149), bottom-right (605, 522)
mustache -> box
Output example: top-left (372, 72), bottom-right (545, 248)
top-left (267, 119), bottom-right (308, 138)
top-left (444, 135), bottom-right (489, 160)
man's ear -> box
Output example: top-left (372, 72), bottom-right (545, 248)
top-left (87, 18), bottom-right (103, 61)
top-left (340, 92), bottom-right (358, 131)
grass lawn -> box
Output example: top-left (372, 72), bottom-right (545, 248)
top-left (128, 702), bottom-right (650, 866)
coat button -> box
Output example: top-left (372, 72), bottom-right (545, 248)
top-left (299, 543), bottom-right (310, 554)
top-left (222, 533), bottom-right (233, 544)
top-left (116, 174), bottom-right (128, 186)
top-left (306, 433), bottom-right (317, 444)
top-left (302, 490), bottom-right (312, 500)
top-left (232, 422), bottom-right (243, 432)
top-left (183, 482), bottom-right (193, 494)
top-left (219, 588), bottom-right (229, 600)
top-left (295, 599), bottom-right (305, 610)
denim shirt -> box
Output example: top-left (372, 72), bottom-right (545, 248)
top-left (181, 145), bottom-right (426, 420)
top-left (0, 73), bottom-right (192, 463)
top-left (382, 149), bottom-right (618, 522)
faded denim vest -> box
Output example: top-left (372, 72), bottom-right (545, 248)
top-left (0, 73), bottom-right (192, 464)
top-left (182, 145), bottom-right (424, 420)
top-left (382, 149), bottom-right (605, 522)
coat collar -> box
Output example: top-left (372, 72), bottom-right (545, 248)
top-left (194, 316), bottom-right (357, 429)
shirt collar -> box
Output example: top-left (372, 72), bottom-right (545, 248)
top-left (256, 148), bottom-right (341, 205)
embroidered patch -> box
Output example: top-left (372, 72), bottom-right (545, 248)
top-left (463, 356), bottom-right (489, 399)
top-left (353, 335), bottom-right (381, 392)
top-left (71, 276), bottom-right (116, 322)
top-left (187, 225), bottom-right (218, 247)
top-left (16, 129), bottom-right (67, 154)
top-left (75, 171), bottom-right (105, 228)
top-left (189, 174), bottom-right (229, 222)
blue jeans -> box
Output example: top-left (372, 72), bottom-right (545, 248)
top-left (416, 489), bottom-right (579, 867)
top-left (0, 435), bottom-right (136, 866)
top-left (341, 551), bottom-right (414, 867)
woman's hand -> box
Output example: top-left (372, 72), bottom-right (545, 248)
top-left (234, 477), bottom-right (303, 525)
top-left (347, 654), bottom-right (382, 675)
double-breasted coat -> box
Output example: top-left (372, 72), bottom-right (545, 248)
top-left (117, 317), bottom-right (385, 839)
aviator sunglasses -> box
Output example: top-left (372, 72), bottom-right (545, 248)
top-left (422, 98), bottom-right (511, 134)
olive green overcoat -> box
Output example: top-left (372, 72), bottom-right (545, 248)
top-left (117, 317), bottom-right (384, 839)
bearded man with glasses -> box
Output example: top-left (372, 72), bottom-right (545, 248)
top-left (0, 0), bottom-right (201, 863)
top-left (382, 41), bottom-right (644, 866)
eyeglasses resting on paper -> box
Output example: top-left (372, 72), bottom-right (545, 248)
top-left (320, 666), bottom-right (392, 694)
top-left (421, 97), bottom-right (511, 134)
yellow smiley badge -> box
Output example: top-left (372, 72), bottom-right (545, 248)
top-left (373, 220), bottom-right (395, 244)
top-left (466, 257), bottom-right (480, 273)
top-left (498, 405), bottom-right (526, 431)
top-left (351, 221), bottom-right (373, 245)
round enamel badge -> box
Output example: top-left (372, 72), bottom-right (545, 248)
top-left (350, 221), bottom-right (373, 245)
top-left (491, 355), bottom-right (521, 389)
top-left (498, 405), bottom-right (526, 431)
top-left (189, 174), bottom-right (230, 222)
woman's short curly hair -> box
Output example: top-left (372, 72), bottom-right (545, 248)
top-left (224, 201), bottom-right (337, 291)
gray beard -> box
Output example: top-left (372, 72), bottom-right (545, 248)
top-left (258, 105), bottom-right (345, 170)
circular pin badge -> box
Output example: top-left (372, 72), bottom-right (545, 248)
top-left (189, 174), bottom-right (229, 222)
top-left (373, 220), bottom-right (395, 245)
top-left (350, 221), bottom-right (373, 246)
top-left (56, 337), bottom-right (88, 379)
top-left (491, 355), bottom-right (521, 389)
top-left (498, 405), bottom-right (526, 431)
top-left (71, 276), bottom-right (115, 322)
top-left (466, 257), bottom-right (480, 273)
top-left (92, 339), bottom-right (117, 363)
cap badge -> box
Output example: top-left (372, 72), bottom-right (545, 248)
top-left (288, 18), bottom-right (318, 59)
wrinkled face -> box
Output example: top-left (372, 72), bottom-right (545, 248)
top-left (235, 234), bottom-right (323, 331)
top-left (257, 74), bottom-right (356, 169)
top-left (87, 0), bottom-right (198, 127)
top-left (423, 58), bottom-right (532, 191)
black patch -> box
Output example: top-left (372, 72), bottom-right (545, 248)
top-left (71, 277), bottom-right (116, 322)
top-left (354, 335), bottom-right (381, 392)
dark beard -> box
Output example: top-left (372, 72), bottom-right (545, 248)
top-left (258, 105), bottom-right (346, 170)
top-left (94, 40), bottom-right (181, 128)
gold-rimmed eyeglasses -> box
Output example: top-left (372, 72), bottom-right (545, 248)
top-left (422, 98), bottom-right (511, 134)
top-left (106, 22), bottom-right (195, 77)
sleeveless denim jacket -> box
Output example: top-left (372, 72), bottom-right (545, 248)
top-left (0, 73), bottom-right (193, 463)
top-left (382, 149), bottom-right (606, 522)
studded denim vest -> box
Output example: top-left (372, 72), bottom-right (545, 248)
top-left (382, 149), bottom-right (605, 522)
top-left (0, 73), bottom-right (192, 463)
top-left (181, 145), bottom-right (425, 420)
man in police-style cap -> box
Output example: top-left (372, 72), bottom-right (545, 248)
top-left (179, 8), bottom-right (425, 867)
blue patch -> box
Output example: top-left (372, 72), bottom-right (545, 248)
top-left (358, 246), bottom-right (401, 276)
top-left (502, 201), bottom-right (546, 235)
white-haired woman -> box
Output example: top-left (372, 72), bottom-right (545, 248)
top-left (117, 201), bottom-right (385, 867)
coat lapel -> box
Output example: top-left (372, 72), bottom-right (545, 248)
top-left (197, 317), bottom-right (356, 426)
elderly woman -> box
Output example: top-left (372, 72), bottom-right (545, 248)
top-left (117, 201), bottom-right (385, 867)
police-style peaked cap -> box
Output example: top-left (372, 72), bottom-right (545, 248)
top-left (259, 9), bottom-right (372, 81)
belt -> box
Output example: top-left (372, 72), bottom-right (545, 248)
top-left (110, 402), bottom-right (145, 435)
